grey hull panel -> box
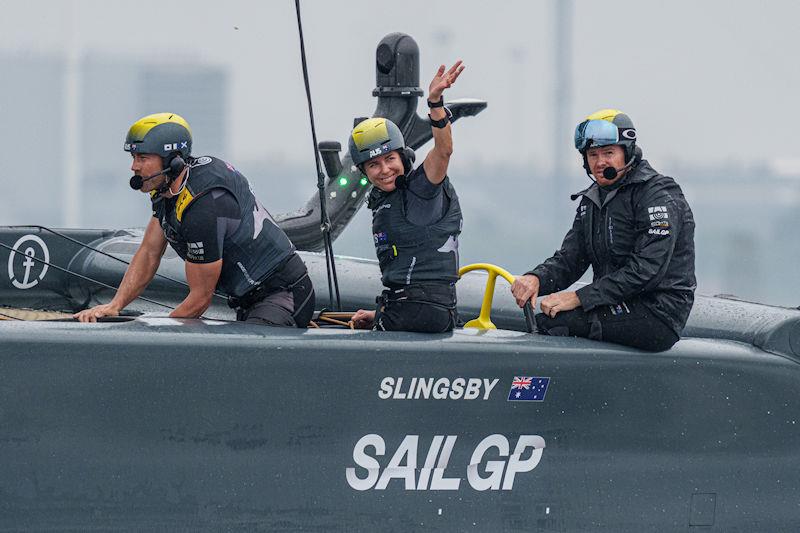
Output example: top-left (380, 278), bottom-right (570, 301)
top-left (1, 321), bottom-right (799, 530)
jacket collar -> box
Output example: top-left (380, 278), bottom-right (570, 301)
top-left (367, 186), bottom-right (393, 210)
top-left (570, 159), bottom-right (659, 206)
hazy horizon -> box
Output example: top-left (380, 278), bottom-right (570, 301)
top-left (1, 0), bottom-right (798, 306)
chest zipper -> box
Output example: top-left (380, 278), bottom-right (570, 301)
top-left (598, 207), bottom-right (610, 275)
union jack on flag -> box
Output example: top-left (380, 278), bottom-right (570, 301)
top-left (508, 376), bottom-right (550, 402)
top-left (511, 376), bottom-right (532, 389)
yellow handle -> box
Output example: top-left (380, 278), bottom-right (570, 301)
top-left (458, 263), bottom-right (516, 330)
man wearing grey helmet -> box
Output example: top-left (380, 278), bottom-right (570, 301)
top-left (75, 113), bottom-right (314, 327)
top-left (511, 109), bottom-right (696, 351)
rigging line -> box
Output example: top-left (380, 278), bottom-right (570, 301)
top-left (294, 0), bottom-right (341, 311)
top-left (0, 241), bottom-right (175, 311)
top-left (0, 311), bottom-right (24, 321)
top-left (324, 230), bottom-right (341, 307)
top-left (12, 225), bottom-right (228, 301)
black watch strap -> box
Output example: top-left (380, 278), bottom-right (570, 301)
top-left (427, 99), bottom-right (445, 108)
top-left (428, 113), bottom-right (450, 129)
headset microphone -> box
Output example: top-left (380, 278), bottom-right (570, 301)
top-left (129, 155), bottom-right (187, 190)
top-left (129, 169), bottom-right (165, 190)
top-left (602, 157), bottom-right (636, 180)
top-left (602, 166), bottom-right (619, 180)
top-left (601, 146), bottom-right (643, 181)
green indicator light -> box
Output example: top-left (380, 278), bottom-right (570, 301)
top-left (338, 177), bottom-right (348, 187)
top-left (360, 177), bottom-right (368, 186)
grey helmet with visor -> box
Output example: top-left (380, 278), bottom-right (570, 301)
top-left (574, 109), bottom-right (637, 174)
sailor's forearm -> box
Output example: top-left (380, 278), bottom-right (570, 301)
top-left (170, 290), bottom-right (212, 318)
top-left (111, 248), bottom-right (162, 311)
top-left (431, 123), bottom-right (453, 157)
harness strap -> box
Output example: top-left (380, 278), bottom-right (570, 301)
top-left (228, 254), bottom-right (306, 309)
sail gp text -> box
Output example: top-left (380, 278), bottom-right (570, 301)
top-left (346, 434), bottom-right (546, 491)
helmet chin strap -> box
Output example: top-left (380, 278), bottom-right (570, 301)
top-left (158, 163), bottom-right (190, 197)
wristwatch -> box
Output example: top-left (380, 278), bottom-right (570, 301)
top-left (428, 106), bottom-right (452, 129)
top-left (427, 99), bottom-right (445, 108)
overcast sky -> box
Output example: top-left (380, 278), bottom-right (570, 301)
top-left (1, 0), bottom-right (798, 176)
top-left (2, 1), bottom-right (800, 305)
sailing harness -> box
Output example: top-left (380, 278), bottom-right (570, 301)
top-left (227, 254), bottom-right (309, 310)
top-left (376, 283), bottom-right (457, 312)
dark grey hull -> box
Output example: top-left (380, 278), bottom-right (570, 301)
top-left (2, 226), bottom-right (800, 531)
top-left (1, 323), bottom-right (798, 531)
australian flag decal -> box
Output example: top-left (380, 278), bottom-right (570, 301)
top-left (373, 231), bottom-right (388, 246)
top-left (507, 376), bottom-right (550, 402)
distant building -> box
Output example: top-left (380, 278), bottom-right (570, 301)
top-left (0, 51), bottom-right (228, 227)
top-left (0, 52), bottom-right (65, 227)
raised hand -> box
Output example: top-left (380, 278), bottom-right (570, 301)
top-left (428, 60), bottom-right (465, 102)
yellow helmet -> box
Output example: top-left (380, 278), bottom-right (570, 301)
top-left (573, 108), bottom-right (636, 159)
top-left (349, 117), bottom-right (406, 167)
top-left (124, 112), bottom-right (192, 159)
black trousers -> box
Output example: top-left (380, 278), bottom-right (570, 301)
top-left (233, 254), bottom-right (315, 328)
top-left (239, 275), bottom-right (315, 328)
top-left (373, 284), bottom-right (457, 333)
top-left (535, 298), bottom-right (679, 352)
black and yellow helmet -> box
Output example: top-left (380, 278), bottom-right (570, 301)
top-left (573, 108), bottom-right (636, 161)
top-left (124, 113), bottom-right (192, 159)
top-left (349, 117), bottom-right (406, 167)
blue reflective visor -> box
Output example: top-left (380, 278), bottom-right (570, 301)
top-left (574, 119), bottom-right (620, 152)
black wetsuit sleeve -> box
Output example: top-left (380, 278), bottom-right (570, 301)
top-left (405, 165), bottom-right (447, 226)
top-left (527, 203), bottom-right (591, 296)
top-left (179, 189), bottom-right (240, 264)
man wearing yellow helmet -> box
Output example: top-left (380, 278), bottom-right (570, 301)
top-left (75, 113), bottom-right (314, 326)
top-left (349, 61), bottom-right (465, 332)
top-left (511, 109), bottom-right (696, 351)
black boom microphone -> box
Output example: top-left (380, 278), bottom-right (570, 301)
top-left (602, 166), bottom-right (620, 180)
top-left (602, 158), bottom-right (635, 180)
top-left (602, 146), bottom-right (643, 180)
top-left (129, 156), bottom-right (186, 190)
top-left (129, 169), bottom-right (166, 190)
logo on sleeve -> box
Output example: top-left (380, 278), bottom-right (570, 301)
top-left (647, 205), bottom-right (669, 220)
top-left (187, 241), bottom-right (205, 260)
top-left (647, 206), bottom-right (669, 221)
top-left (373, 231), bottom-right (388, 245)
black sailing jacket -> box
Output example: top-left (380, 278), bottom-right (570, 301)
top-left (527, 160), bottom-right (696, 335)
